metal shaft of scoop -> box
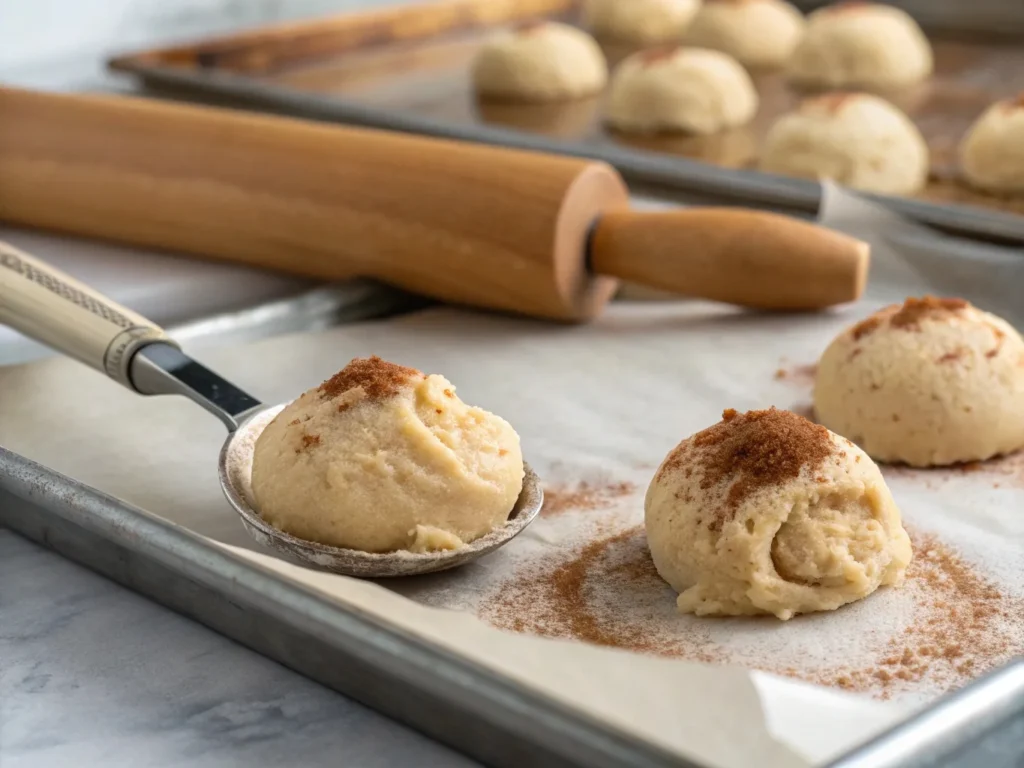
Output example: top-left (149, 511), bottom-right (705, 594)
top-left (131, 343), bottom-right (262, 431)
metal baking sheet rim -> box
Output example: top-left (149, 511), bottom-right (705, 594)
top-left (109, 62), bottom-right (1024, 246)
top-left (3, 448), bottom-right (1024, 768)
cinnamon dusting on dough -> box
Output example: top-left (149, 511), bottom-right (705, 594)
top-left (659, 408), bottom-right (834, 532)
top-left (319, 356), bottom-right (420, 402)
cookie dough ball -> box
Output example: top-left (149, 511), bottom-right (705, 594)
top-left (605, 47), bottom-right (757, 135)
top-left (471, 22), bottom-right (607, 102)
top-left (759, 93), bottom-right (928, 195)
top-left (585, 0), bottom-right (702, 44)
top-left (960, 95), bottom-right (1024, 195)
top-left (251, 357), bottom-right (525, 552)
top-left (815, 297), bottom-right (1024, 467)
top-left (645, 408), bottom-right (911, 620)
top-left (787, 2), bottom-right (932, 89)
top-left (684, 0), bottom-right (805, 68)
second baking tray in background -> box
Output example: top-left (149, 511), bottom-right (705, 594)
top-left (108, 0), bottom-right (1024, 243)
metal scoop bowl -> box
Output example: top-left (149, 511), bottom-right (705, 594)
top-left (0, 240), bottom-right (543, 577)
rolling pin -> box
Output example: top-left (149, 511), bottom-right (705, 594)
top-left (0, 86), bottom-right (868, 321)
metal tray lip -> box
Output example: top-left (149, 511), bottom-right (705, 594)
top-left (106, 58), bottom-right (1024, 247)
top-left (5, 445), bottom-right (1024, 768)
top-left (0, 445), bottom-right (699, 768)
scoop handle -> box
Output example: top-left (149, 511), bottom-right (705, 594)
top-left (0, 239), bottom-right (173, 387)
top-left (590, 209), bottom-right (870, 310)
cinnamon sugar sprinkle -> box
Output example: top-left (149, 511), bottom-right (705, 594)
top-left (541, 480), bottom-right (636, 518)
top-left (318, 356), bottom-right (420, 401)
top-left (478, 526), bottom-right (1022, 699)
top-left (658, 408), bottom-right (834, 532)
top-left (774, 363), bottom-right (817, 386)
top-left (890, 296), bottom-right (969, 330)
top-left (295, 433), bottom-right (320, 454)
top-left (849, 297), bottom-right (970, 342)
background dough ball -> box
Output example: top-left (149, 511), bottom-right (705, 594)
top-left (759, 92), bottom-right (928, 195)
top-left (683, 0), bottom-right (805, 68)
top-left (814, 297), bottom-right (1024, 467)
top-left (585, 0), bottom-right (702, 44)
top-left (252, 357), bottom-right (525, 553)
top-left (960, 95), bottom-right (1024, 194)
top-left (786, 2), bottom-right (932, 89)
top-left (645, 408), bottom-right (911, 620)
top-left (604, 47), bottom-right (757, 135)
top-left (472, 22), bottom-right (607, 102)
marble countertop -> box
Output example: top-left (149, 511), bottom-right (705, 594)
top-left (1, 531), bottom-right (475, 768)
top-left (1, 1), bottom-right (474, 766)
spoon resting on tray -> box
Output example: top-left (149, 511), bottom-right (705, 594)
top-left (0, 240), bottom-right (543, 577)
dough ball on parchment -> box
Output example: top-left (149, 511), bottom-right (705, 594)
top-left (786, 2), bottom-right (932, 89)
top-left (471, 21), bottom-right (607, 102)
top-left (960, 95), bottom-right (1024, 195)
top-left (584, 0), bottom-right (702, 44)
top-left (645, 408), bottom-right (911, 620)
top-left (815, 297), bottom-right (1024, 468)
top-left (683, 0), bottom-right (805, 68)
top-left (759, 92), bottom-right (929, 195)
top-left (604, 47), bottom-right (757, 135)
top-left (251, 356), bottom-right (525, 553)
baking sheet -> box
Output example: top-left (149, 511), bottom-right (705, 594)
top-left (108, 0), bottom-right (1024, 243)
top-left (2, 191), bottom-right (1023, 767)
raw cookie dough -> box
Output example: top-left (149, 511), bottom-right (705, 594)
top-left (815, 297), bottom-right (1024, 467)
top-left (683, 0), bottom-right (805, 68)
top-left (645, 407), bottom-right (911, 620)
top-left (604, 47), bottom-right (757, 135)
top-left (786, 2), bottom-right (932, 89)
top-left (471, 21), bottom-right (607, 102)
top-left (960, 95), bottom-right (1024, 195)
top-left (584, 0), bottom-right (702, 44)
top-left (759, 92), bottom-right (928, 195)
top-left (251, 356), bottom-right (525, 552)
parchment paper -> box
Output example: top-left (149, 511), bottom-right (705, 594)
top-left (2, 188), bottom-right (1022, 768)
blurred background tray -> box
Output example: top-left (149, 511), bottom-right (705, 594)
top-left (108, 0), bottom-right (1024, 243)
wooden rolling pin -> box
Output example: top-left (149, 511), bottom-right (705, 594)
top-left (0, 87), bottom-right (868, 321)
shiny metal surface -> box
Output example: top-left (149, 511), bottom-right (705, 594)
top-left (828, 661), bottom-right (1024, 768)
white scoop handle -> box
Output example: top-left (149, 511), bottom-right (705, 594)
top-left (0, 239), bottom-right (174, 387)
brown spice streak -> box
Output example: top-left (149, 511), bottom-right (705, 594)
top-left (542, 480), bottom-right (636, 517)
top-left (319, 356), bottom-right (420, 401)
top-left (890, 296), bottom-right (969, 330)
top-left (659, 408), bottom-right (834, 532)
top-left (296, 433), bottom-right (321, 453)
top-left (852, 314), bottom-right (884, 341)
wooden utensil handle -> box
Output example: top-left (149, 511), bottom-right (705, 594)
top-left (0, 87), bottom-right (629, 322)
top-left (0, 240), bottom-right (173, 386)
top-left (590, 209), bottom-right (869, 310)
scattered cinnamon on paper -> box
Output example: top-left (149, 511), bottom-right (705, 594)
top-left (774, 363), bottom-right (818, 387)
top-left (541, 480), bottom-right (636, 517)
top-left (478, 525), bottom-right (1022, 700)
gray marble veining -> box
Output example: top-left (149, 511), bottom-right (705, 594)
top-left (0, 531), bottom-right (477, 768)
